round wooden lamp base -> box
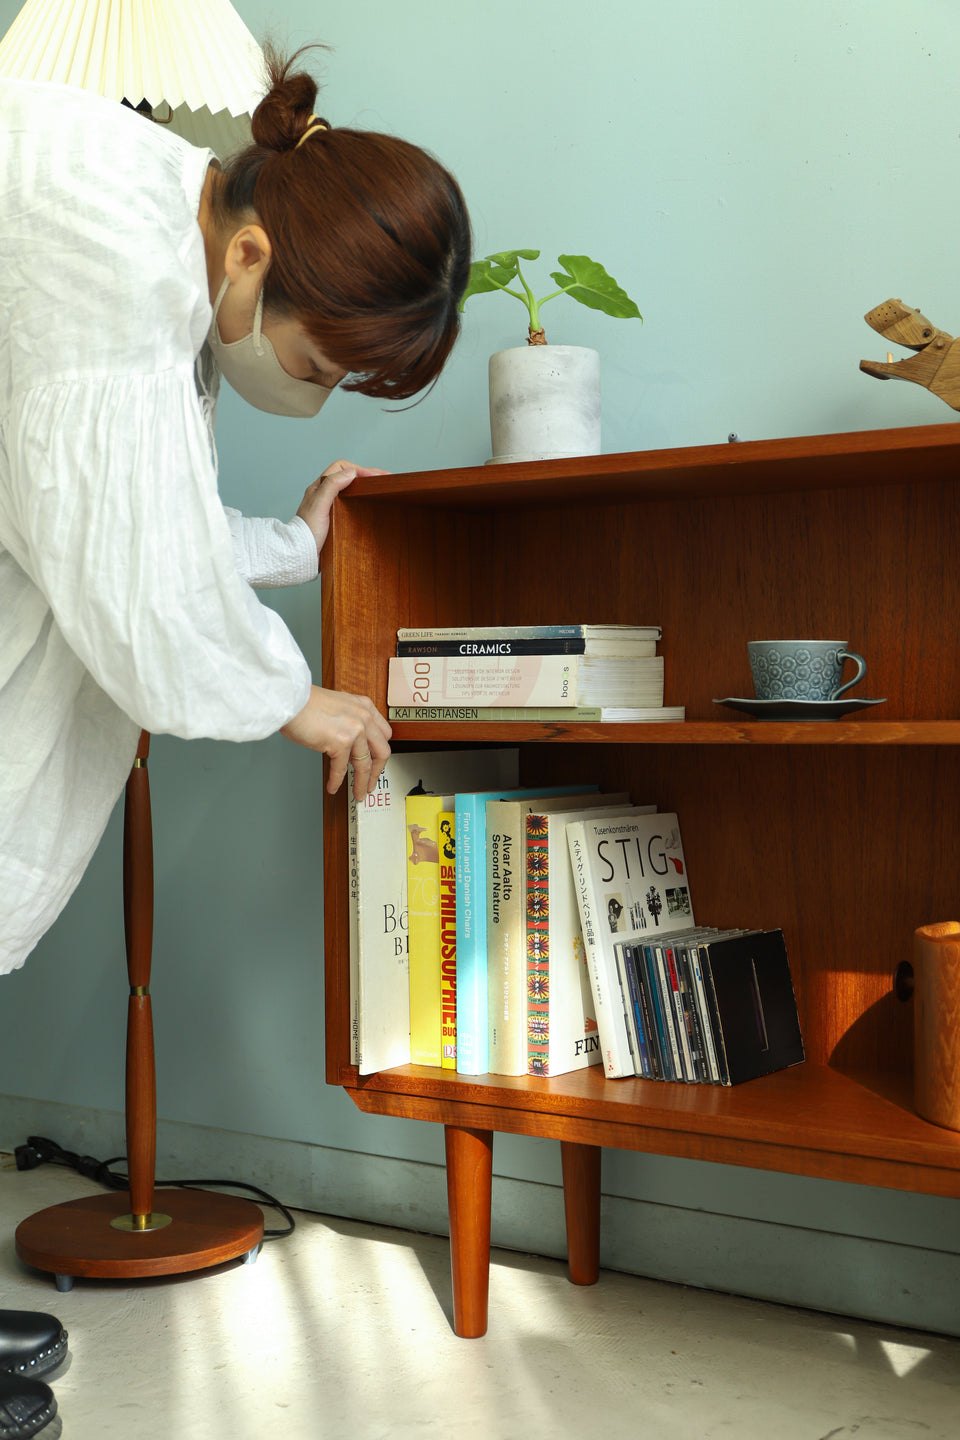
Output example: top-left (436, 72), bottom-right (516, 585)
top-left (15, 1189), bottom-right (264, 1289)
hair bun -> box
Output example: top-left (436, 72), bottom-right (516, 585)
top-left (250, 44), bottom-right (321, 152)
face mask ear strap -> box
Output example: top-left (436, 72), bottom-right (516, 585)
top-left (211, 275), bottom-right (230, 324)
top-left (252, 288), bottom-right (266, 357)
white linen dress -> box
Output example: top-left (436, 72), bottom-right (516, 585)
top-left (0, 79), bottom-right (321, 974)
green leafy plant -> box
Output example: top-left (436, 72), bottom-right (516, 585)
top-left (459, 249), bottom-right (641, 344)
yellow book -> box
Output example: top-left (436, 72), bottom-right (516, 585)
top-left (406, 793), bottom-right (453, 1067)
top-left (439, 809), bottom-right (457, 1069)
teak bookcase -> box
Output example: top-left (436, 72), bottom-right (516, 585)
top-left (322, 422), bottom-right (960, 1337)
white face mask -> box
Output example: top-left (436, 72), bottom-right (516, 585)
top-left (206, 278), bottom-right (334, 419)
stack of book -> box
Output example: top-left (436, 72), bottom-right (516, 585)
top-left (386, 623), bottom-right (684, 722)
top-left (350, 750), bottom-right (805, 1087)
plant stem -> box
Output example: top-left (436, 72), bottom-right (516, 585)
top-left (485, 279), bottom-right (531, 308)
top-left (535, 287), bottom-right (570, 307)
top-left (513, 260), bottom-right (541, 332)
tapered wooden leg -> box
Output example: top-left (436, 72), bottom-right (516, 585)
top-left (444, 1125), bottom-right (493, 1338)
top-left (561, 1140), bottom-right (601, 1285)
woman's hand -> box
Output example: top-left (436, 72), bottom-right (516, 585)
top-left (281, 685), bottom-right (392, 797)
top-left (296, 459), bottom-right (390, 562)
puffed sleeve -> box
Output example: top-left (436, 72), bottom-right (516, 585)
top-left (222, 507), bottom-right (320, 589)
top-left (5, 368), bottom-right (312, 741)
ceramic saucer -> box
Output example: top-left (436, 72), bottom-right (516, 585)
top-left (712, 696), bottom-right (887, 721)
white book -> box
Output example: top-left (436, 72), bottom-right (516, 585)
top-left (388, 653), bottom-right (664, 709)
top-left (566, 810), bottom-right (695, 1079)
top-left (351, 748), bottom-right (518, 1075)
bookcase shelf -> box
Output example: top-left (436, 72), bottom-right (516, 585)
top-left (322, 421), bottom-right (960, 1337)
top-left (342, 1064), bottom-right (960, 1198)
top-left (391, 720), bottom-right (960, 745)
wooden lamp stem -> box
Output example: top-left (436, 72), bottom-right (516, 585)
top-left (122, 730), bottom-right (157, 1226)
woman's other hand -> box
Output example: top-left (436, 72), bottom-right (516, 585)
top-left (281, 685), bottom-right (391, 797)
top-left (296, 460), bottom-right (390, 562)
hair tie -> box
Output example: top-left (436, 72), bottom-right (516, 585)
top-left (296, 115), bottom-right (329, 150)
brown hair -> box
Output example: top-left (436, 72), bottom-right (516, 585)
top-left (215, 46), bottom-right (471, 400)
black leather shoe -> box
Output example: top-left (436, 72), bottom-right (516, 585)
top-left (0, 1373), bottom-right (59, 1439)
top-left (0, 1314), bottom-right (67, 1381)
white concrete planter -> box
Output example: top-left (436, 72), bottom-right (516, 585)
top-left (487, 344), bottom-right (601, 463)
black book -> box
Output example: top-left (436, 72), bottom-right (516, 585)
top-left (396, 637), bottom-right (588, 656)
top-left (697, 929), bottom-right (804, 1085)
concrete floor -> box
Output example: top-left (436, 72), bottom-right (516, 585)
top-left (2, 1160), bottom-right (959, 1440)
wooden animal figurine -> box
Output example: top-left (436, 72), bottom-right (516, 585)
top-left (407, 823), bottom-right (439, 865)
top-left (860, 298), bottom-right (960, 410)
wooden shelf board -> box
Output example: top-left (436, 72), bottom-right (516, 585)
top-left (339, 1063), bottom-right (960, 1195)
top-left (345, 422), bottom-right (960, 510)
top-left (389, 720), bottom-right (960, 745)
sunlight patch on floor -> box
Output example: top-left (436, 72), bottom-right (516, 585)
top-left (878, 1339), bottom-right (931, 1378)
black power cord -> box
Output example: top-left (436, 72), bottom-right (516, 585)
top-left (15, 1135), bottom-right (296, 1240)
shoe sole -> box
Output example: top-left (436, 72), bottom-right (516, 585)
top-left (0, 1333), bottom-right (68, 1382)
top-left (0, 1399), bottom-right (60, 1440)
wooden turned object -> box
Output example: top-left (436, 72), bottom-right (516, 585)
top-left (15, 732), bottom-right (264, 1284)
top-left (124, 728), bottom-right (158, 1223)
top-left (913, 922), bottom-right (960, 1132)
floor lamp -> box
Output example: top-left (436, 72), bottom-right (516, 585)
top-left (16, 734), bottom-right (265, 1288)
top-left (3, 0), bottom-right (269, 1287)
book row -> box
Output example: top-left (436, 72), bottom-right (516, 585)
top-left (388, 622), bottom-right (684, 720)
top-left (348, 748), bottom-right (804, 1086)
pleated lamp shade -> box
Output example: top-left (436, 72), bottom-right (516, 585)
top-left (0, 0), bottom-right (265, 157)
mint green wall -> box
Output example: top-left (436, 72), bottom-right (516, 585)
top-left (3, 0), bottom-right (960, 1320)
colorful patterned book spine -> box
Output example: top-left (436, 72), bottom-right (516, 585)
top-left (486, 798), bottom-right (528, 1076)
top-left (525, 813), bottom-right (551, 1075)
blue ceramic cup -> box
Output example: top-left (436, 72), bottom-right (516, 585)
top-left (748, 640), bottom-right (867, 702)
